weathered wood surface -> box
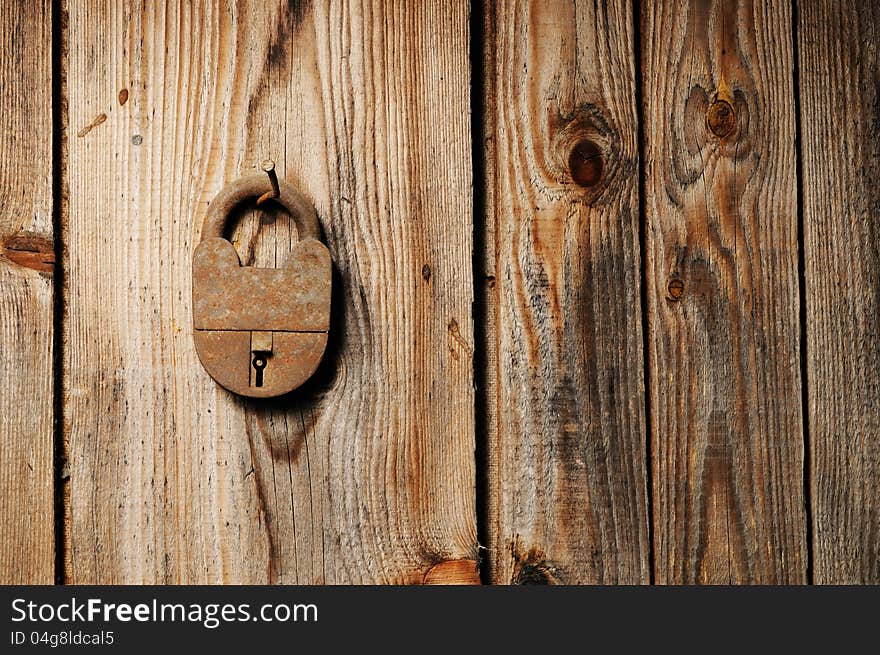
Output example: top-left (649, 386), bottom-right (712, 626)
top-left (65, 0), bottom-right (477, 584)
top-left (4, 0), bottom-right (879, 587)
top-left (483, 0), bottom-right (650, 584)
top-left (0, 0), bottom-right (55, 584)
top-left (799, 0), bottom-right (880, 584)
top-left (642, 0), bottom-right (807, 583)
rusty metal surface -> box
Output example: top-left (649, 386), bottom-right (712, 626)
top-left (192, 171), bottom-right (331, 398)
top-left (200, 172), bottom-right (321, 241)
top-left (193, 330), bottom-right (328, 398)
top-left (256, 159), bottom-right (281, 205)
top-left (192, 237), bottom-right (330, 331)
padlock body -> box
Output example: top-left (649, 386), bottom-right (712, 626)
top-left (192, 236), bottom-right (331, 397)
top-left (193, 238), bottom-right (330, 331)
top-left (192, 330), bottom-right (328, 398)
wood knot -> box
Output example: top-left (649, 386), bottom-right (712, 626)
top-left (666, 277), bottom-right (685, 301)
top-left (548, 104), bottom-right (627, 206)
top-left (423, 559), bottom-right (480, 585)
top-left (2, 233), bottom-right (55, 274)
top-left (568, 139), bottom-right (603, 188)
top-left (511, 545), bottom-right (559, 584)
top-left (706, 99), bottom-right (736, 138)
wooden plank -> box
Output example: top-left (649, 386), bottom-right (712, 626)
top-left (643, 0), bottom-right (807, 583)
top-left (799, 0), bottom-right (880, 584)
top-left (65, 0), bottom-right (477, 584)
top-left (483, 0), bottom-right (650, 584)
top-left (0, 0), bottom-right (55, 584)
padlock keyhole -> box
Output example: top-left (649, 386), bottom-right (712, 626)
top-left (252, 355), bottom-right (267, 387)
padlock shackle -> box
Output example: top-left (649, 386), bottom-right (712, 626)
top-left (201, 173), bottom-right (322, 242)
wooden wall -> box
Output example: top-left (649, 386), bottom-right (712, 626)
top-left (0, 0), bottom-right (878, 584)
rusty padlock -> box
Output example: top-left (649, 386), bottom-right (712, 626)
top-left (192, 170), bottom-right (331, 398)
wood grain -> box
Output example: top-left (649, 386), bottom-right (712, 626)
top-left (65, 0), bottom-right (477, 584)
top-left (642, 0), bottom-right (807, 583)
top-left (483, 0), bottom-right (650, 584)
top-left (799, 0), bottom-right (880, 584)
top-left (0, 0), bottom-right (55, 584)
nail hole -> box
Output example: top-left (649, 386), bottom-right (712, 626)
top-left (568, 139), bottom-right (603, 188)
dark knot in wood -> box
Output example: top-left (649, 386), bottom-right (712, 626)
top-left (568, 139), bottom-right (603, 188)
top-left (2, 233), bottom-right (55, 274)
top-left (707, 99), bottom-right (736, 138)
top-left (666, 277), bottom-right (685, 301)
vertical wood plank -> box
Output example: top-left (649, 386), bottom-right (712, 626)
top-left (800, 0), bottom-right (880, 584)
top-left (483, 0), bottom-right (650, 584)
top-left (643, 0), bottom-right (807, 583)
top-left (65, 0), bottom-right (477, 584)
top-left (0, 0), bottom-right (55, 584)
